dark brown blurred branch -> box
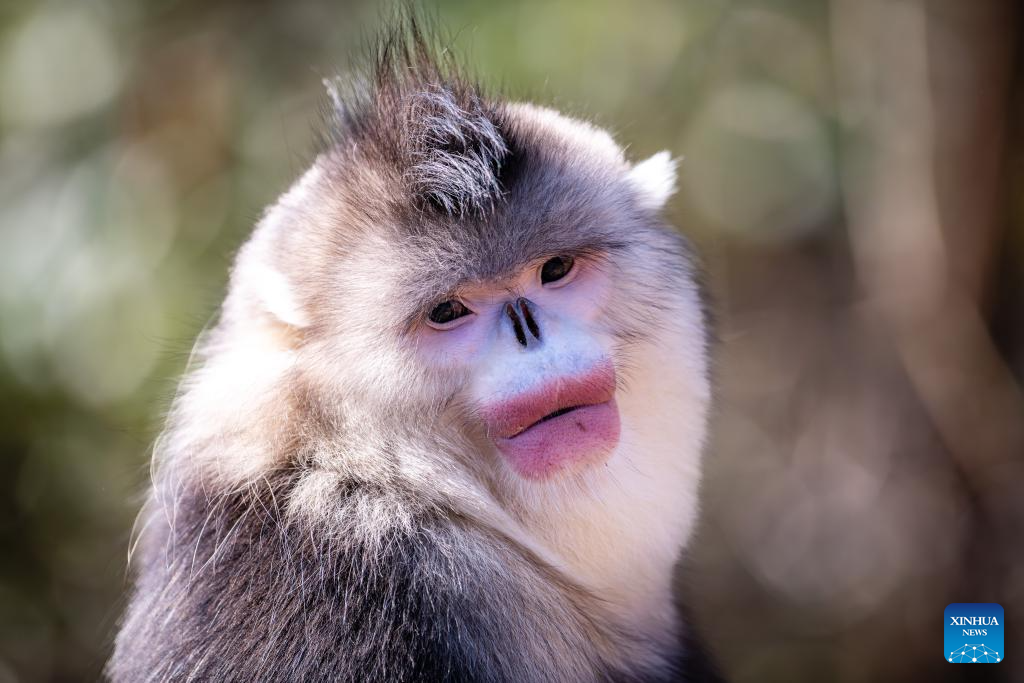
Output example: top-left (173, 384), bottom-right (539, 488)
top-left (831, 0), bottom-right (1024, 506)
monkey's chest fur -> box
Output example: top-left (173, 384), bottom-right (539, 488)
top-left (110, 469), bottom-right (720, 683)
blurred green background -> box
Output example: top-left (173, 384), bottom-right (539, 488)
top-left (1, 0), bottom-right (1022, 681)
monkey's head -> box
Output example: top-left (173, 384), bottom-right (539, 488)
top-left (202, 28), bottom-right (709, 547)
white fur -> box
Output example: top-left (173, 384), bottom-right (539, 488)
top-left (628, 151), bottom-right (678, 211)
top-left (166, 331), bottom-right (297, 486)
top-left (164, 165), bottom-right (328, 485)
top-left (512, 286), bottom-right (709, 646)
top-left (506, 103), bottom-right (626, 167)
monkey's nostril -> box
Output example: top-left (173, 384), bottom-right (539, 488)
top-left (506, 302), bottom-right (528, 347)
top-left (518, 298), bottom-right (541, 341)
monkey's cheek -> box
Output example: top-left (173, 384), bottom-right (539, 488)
top-left (493, 400), bottom-right (620, 481)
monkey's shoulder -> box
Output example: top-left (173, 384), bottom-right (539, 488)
top-left (111, 476), bottom-right (723, 682)
top-left (111, 477), bottom-right (613, 681)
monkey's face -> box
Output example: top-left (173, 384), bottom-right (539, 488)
top-left (234, 101), bottom-right (705, 497)
top-left (415, 253), bottom-right (620, 480)
top-left (199, 63), bottom-right (709, 592)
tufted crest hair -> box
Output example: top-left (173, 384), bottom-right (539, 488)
top-left (323, 12), bottom-right (509, 217)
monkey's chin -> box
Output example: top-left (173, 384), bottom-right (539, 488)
top-left (493, 399), bottom-right (620, 481)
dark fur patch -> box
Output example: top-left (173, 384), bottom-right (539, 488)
top-left (108, 473), bottom-right (695, 682)
top-left (323, 12), bottom-right (508, 217)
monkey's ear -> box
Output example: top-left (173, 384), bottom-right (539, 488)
top-left (248, 261), bottom-right (309, 329)
top-left (229, 166), bottom-right (325, 330)
top-left (627, 151), bottom-right (678, 211)
top-left (230, 216), bottom-right (310, 330)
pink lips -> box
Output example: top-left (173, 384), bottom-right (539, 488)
top-left (482, 364), bottom-right (620, 480)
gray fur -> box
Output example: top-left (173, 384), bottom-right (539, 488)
top-left (404, 85), bottom-right (508, 216)
top-left (112, 471), bottom-right (641, 682)
top-left (322, 15), bottom-right (508, 217)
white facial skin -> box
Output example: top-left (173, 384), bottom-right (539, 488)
top-left (415, 255), bottom-right (622, 479)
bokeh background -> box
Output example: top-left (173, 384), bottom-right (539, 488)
top-left (0, 0), bottom-right (1022, 681)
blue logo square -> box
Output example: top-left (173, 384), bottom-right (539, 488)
top-left (945, 603), bottom-right (1003, 663)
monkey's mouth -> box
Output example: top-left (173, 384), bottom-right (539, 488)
top-left (510, 404), bottom-right (586, 437)
top-left (494, 400), bottom-right (619, 480)
top-left (482, 365), bottom-right (621, 480)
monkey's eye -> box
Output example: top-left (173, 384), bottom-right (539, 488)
top-left (540, 256), bottom-right (576, 285)
top-left (427, 300), bottom-right (472, 328)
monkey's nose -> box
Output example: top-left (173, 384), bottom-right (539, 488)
top-left (504, 297), bottom-right (542, 348)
